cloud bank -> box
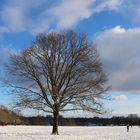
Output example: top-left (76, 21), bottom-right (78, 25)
top-left (0, 0), bottom-right (140, 35)
top-left (95, 26), bottom-right (140, 93)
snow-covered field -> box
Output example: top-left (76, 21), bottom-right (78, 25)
top-left (0, 126), bottom-right (139, 140)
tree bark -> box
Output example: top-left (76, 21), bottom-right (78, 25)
top-left (51, 110), bottom-right (59, 135)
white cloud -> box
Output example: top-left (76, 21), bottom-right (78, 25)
top-left (0, 0), bottom-right (121, 34)
top-left (0, 27), bottom-right (8, 35)
top-left (112, 94), bottom-right (127, 101)
top-left (93, 0), bottom-right (121, 13)
top-left (95, 26), bottom-right (140, 92)
top-left (49, 0), bottom-right (95, 29)
top-left (1, 6), bottom-right (25, 32)
top-left (49, 0), bottom-right (121, 29)
top-left (0, 0), bottom-right (47, 33)
top-left (119, 0), bottom-right (140, 24)
top-left (109, 26), bottom-right (126, 33)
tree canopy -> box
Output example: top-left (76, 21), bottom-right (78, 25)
top-left (6, 30), bottom-right (109, 134)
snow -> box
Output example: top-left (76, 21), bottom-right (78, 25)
top-left (0, 126), bottom-right (139, 140)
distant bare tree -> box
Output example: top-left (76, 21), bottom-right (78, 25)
top-left (128, 114), bottom-right (139, 126)
top-left (6, 30), bottom-right (109, 134)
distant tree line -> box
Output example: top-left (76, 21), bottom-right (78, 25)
top-left (70, 115), bottom-right (140, 126)
top-left (0, 107), bottom-right (139, 126)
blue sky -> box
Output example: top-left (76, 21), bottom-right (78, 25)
top-left (0, 0), bottom-right (140, 116)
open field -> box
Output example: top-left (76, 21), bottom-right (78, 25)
top-left (0, 126), bottom-right (139, 140)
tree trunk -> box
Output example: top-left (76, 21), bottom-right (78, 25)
top-left (51, 110), bottom-right (59, 135)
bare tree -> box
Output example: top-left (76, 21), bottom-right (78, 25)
top-left (6, 30), bottom-right (109, 134)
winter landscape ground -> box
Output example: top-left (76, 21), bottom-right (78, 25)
top-left (0, 126), bottom-right (139, 140)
